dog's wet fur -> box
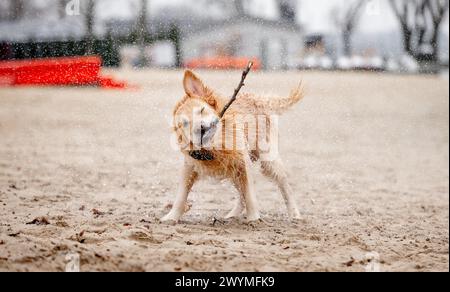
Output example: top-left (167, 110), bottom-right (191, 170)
top-left (162, 70), bottom-right (304, 223)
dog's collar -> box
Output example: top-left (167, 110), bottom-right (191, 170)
top-left (189, 150), bottom-right (215, 161)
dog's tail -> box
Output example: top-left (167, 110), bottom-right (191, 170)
top-left (268, 82), bottom-right (305, 114)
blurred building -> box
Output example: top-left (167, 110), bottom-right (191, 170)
top-left (304, 35), bottom-right (326, 55)
top-left (182, 0), bottom-right (302, 70)
top-left (105, 1), bottom-right (303, 70)
top-left (182, 15), bottom-right (302, 70)
top-left (1, 0), bottom-right (304, 69)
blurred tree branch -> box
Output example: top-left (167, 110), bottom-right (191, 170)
top-left (277, 0), bottom-right (297, 23)
top-left (10, 0), bottom-right (25, 21)
top-left (389, 0), bottom-right (449, 64)
top-left (135, 0), bottom-right (150, 67)
top-left (331, 0), bottom-right (367, 56)
top-left (85, 0), bottom-right (96, 55)
top-left (233, 0), bottom-right (246, 16)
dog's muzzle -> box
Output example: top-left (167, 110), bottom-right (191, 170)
top-left (197, 117), bottom-right (219, 147)
top-left (190, 118), bottom-right (219, 161)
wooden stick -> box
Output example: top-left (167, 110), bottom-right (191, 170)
top-left (219, 61), bottom-right (254, 119)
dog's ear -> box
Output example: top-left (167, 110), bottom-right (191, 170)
top-left (183, 70), bottom-right (217, 109)
top-left (183, 70), bottom-right (208, 98)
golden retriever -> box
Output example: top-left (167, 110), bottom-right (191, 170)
top-left (162, 70), bottom-right (304, 223)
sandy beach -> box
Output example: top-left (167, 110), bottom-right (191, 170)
top-left (0, 70), bottom-right (448, 272)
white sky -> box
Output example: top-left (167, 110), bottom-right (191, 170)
top-left (300, 0), bottom-right (397, 33)
top-left (97, 0), bottom-right (449, 35)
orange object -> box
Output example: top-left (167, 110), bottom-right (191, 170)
top-left (185, 56), bottom-right (261, 70)
top-left (0, 56), bottom-right (128, 89)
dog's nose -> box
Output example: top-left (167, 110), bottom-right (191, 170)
top-left (201, 124), bottom-right (209, 137)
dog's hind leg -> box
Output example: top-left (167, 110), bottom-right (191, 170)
top-left (161, 162), bottom-right (198, 223)
top-left (232, 158), bottom-right (261, 222)
top-left (260, 159), bottom-right (301, 220)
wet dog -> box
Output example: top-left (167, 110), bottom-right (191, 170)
top-left (162, 70), bottom-right (304, 223)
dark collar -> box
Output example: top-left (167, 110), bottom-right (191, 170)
top-left (189, 150), bottom-right (215, 161)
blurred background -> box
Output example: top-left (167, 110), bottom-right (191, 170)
top-left (0, 0), bottom-right (448, 74)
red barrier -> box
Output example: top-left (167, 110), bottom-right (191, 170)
top-left (0, 56), bottom-right (128, 89)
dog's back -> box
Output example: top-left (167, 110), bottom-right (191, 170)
top-left (212, 84), bottom-right (305, 160)
top-left (222, 84), bottom-right (305, 117)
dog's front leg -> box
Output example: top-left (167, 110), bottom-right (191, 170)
top-left (225, 194), bottom-right (245, 219)
top-left (233, 159), bottom-right (261, 222)
top-left (161, 162), bottom-right (198, 224)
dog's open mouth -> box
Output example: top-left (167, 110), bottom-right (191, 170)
top-left (189, 149), bottom-right (215, 161)
top-left (188, 123), bottom-right (218, 161)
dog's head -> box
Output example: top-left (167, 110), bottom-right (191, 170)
top-left (174, 71), bottom-right (221, 149)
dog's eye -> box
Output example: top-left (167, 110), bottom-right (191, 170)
top-left (177, 117), bottom-right (189, 128)
top-left (200, 107), bottom-right (205, 114)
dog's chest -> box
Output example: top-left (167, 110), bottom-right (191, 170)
top-left (187, 152), bottom-right (244, 179)
top-left (191, 160), bottom-right (229, 179)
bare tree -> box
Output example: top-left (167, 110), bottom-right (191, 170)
top-left (390, 0), bottom-right (449, 63)
top-left (136, 0), bottom-right (150, 67)
top-left (10, 0), bottom-right (25, 21)
top-left (332, 0), bottom-right (367, 56)
top-left (85, 0), bottom-right (96, 55)
top-left (233, 0), bottom-right (246, 16)
top-left (278, 0), bottom-right (297, 23)
top-left (0, 0), bottom-right (10, 21)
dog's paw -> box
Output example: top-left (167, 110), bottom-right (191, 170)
top-left (289, 210), bottom-right (302, 221)
top-left (225, 211), bottom-right (243, 220)
top-left (160, 213), bottom-right (181, 225)
top-left (160, 219), bottom-right (178, 226)
top-left (246, 218), bottom-right (267, 228)
top-left (246, 213), bottom-right (261, 223)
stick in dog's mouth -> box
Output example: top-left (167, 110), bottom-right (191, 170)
top-left (219, 61), bottom-right (254, 119)
top-left (189, 61), bottom-right (254, 161)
